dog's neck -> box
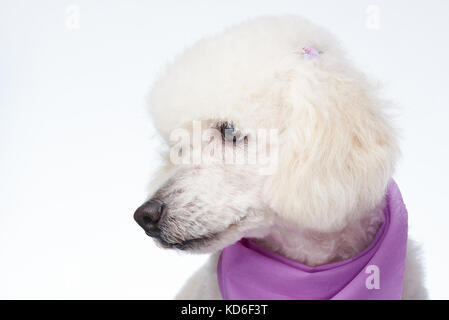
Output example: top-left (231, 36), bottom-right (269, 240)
top-left (254, 201), bottom-right (386, 267)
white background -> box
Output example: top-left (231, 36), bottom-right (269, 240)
top-left (1, 0), bottom-right (448, 299)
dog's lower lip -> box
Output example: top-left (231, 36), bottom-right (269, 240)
top-left (145, 229), bottom-right (161, 238)
top-left (173, 238), bottom-right (207, 250)
top-left (155, 235), bottom-right (213, 250)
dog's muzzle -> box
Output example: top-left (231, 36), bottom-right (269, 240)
top-left (133, 199), bottom-right (165, 238)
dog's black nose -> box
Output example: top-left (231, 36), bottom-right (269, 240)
top-left (134, 200), bottom-right (165, 236)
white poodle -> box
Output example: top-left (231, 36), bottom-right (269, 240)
top-left (134, 16), bottom-right (427, 299)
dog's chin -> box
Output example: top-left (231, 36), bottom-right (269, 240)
top-left (153, 229), bottom-right (236, 253)
top-left (157, 236), bottom-right (217, 252)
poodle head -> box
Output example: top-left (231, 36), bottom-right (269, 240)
top-left (134, 16), bottom-right (398, 253)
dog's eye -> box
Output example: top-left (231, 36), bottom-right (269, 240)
top-left (219, 122), bottom-right (246, 144)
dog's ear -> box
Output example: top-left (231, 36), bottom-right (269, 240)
top-left (264, 73), bottom-right (399, 232)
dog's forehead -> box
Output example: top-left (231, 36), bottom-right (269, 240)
top-left (148, 16), bottom-right (344, 139)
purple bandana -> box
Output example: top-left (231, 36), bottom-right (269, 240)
top-left (217, 180), bottom-right (408, 300)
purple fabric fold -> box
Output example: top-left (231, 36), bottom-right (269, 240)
top-left (217, 180), bottom-right (408, 300)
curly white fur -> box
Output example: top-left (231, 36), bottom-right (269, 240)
top-left (143, 15), bottom-right (427, 299)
